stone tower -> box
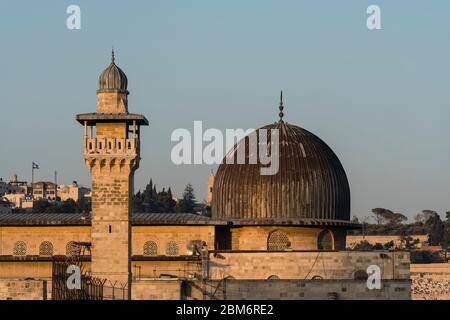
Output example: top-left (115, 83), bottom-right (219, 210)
top-left (205, 171), bottom-right (215, 206)
top-left (76, 51), bottom-right (148, 296)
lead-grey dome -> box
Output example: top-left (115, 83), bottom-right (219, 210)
top-left (212, 119), bottom-right (351, 224)
top-left (98, 50), bottom-right (128, 92)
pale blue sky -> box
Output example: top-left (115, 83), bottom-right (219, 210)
top-left (1, 1), bottom-right (449, 220)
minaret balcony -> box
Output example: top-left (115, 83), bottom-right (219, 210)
top-left (84, 137), bottom-right (138, 156)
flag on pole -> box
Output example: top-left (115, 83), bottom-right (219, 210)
top-left (32, 162), bottom-right (40, 169)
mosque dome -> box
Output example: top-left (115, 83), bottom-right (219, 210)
top-left (98, 50), bottom-right (128, 92)
top-left (211, 93), bottom-right (351, 224)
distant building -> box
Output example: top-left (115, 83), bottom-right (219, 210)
top-left (32, 181), bottom-right (57, 201)
top-left (3, 193), bottom-right (33, 209)
top-left (58, 181), bottom-right (90, 202)
top-left (9, 174), bottom-right (30, 195)
top-left (0, 176), bottom-right (24, 196)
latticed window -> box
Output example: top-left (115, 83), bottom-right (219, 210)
top-left (143, 241), bottom-right (157, 256)
top-left (267, 230), bottom-right (291, 251)
top-left (317, 229), bottom-right (334, 250)
top-left (166, 241), bottom-right (179, 256)
top-left (39, 241), bottom-right (53, 256)
top-left (66, 241), bottom-right (80, 256)
top-left (13, 241), bottom-right (27, 256)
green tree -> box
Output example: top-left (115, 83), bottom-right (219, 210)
top-left (385, 212), bottom-right (408, 225)
top-left (372, 208), bottom-right (388, 224)
top-left (425, 212), bottom-right (444, 246)
top-left (76, 197), bottom-right (91, 213)
top-left (132, 190), bottom-right (144, 213)
top-left (61, 199), bottom-right (76, 213)
top-left (32, 199), bottom-right (51, 213)
top-left (176, 183), bottom-right (196, 214)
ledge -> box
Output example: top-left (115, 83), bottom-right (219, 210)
top-left (76, 113), bottom-right (149, 126)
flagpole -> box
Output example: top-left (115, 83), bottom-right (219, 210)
top-left (31, 162), bottom-right (34, 198)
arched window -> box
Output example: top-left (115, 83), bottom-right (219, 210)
top-left (267, 230), bottom-right (291, 251)
top-left (13, 241), bottom-right (27, 256)
top-left (317, 229), bottom-right (334, 250)
top-left (166, 241), bottom-right (179, 256)
top-left (66, 241), bottom-right (79, 256)
top-left (267, 275), bottom-right (280, 280)
top-left (354, 270), bottom-right (369, 281)
top-left (39, 241), bottom-right (53, 256)
top-left (143, 241), bottom-right (157, 256)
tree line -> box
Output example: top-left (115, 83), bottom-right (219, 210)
top-left (131, 179), bottom-right (199, 214)
top-left (15, 178), bottom-right (202, 215)
top-left (351, 208), bottom-right (450, 249)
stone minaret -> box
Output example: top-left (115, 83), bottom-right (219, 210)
top-left (76, 51), bottom-right (148, 297)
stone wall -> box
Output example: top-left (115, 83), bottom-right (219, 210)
top-left (132, 279), bottom-right (182, 300)
top-left (0, 279), bottom-right (47, 300)
top-left (0, 226), bottom-right (90, 256)
top-left (230, 226), bottom-right (346, 251)
top-left (133, 226), bottom-right (215, 255)
top-left (208, 251), bottom-right (410, 280)
top-left (0, 262), bottom-right (53, 279)
top-left (90, 171), bottom-right (132, 286)
top-left (185, 279), bottom-right (411, 300)
top-left (0, 225), bottom-right (213, 257)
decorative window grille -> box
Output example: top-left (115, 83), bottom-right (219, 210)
top-left (166, 241), bottom-right (179, 256)
top-left (143, 241), bottom-right (157, 256)
top-left (39, 241), bottom-right (54, 256)
top-left (13, 241), bottom-right (27, 256)
top-left (66, 241), bottom-right (80, 256)
top-left (267, 230), bottom-right (291, 251)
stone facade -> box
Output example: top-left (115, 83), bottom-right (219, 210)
top-left (0, 279), bottom-right (47, 300)
top-left (0, 226), bottom-right (90, 256)
top-left (132, 279), bottom-right (182, 300)
top-left (207, 251), bottom-right (410, 280)
top-left (185, 279), bottom-right (411, 300)
top-left (230, 226), bottom-right (346, 251)
top-left (0, 225), bottom-right (213, 258)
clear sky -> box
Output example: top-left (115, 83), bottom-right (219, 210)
top-left (1, 1), bottom-right (449, 220)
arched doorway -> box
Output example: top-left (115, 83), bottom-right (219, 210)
top-left (317, 229), bottom-right (334, 250)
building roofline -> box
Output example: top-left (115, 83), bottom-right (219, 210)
top-left (0, 212), bottom-right (359, 228)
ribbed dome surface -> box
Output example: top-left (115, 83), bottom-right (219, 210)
top-left (212, 122), bottom-right (350, 222)
top-left (98, 56), bottom-right (128, 92)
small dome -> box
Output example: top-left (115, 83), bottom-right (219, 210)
top-left (98, 50), bottom-right (128, 92)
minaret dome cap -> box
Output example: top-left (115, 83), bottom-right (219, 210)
top-left (98, 49), bottom-right (128, 93)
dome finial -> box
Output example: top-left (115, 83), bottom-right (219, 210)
top-left (278, 90), bottom-right (284, 123)
top-left (111, 47), bottom-right (115, 64)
